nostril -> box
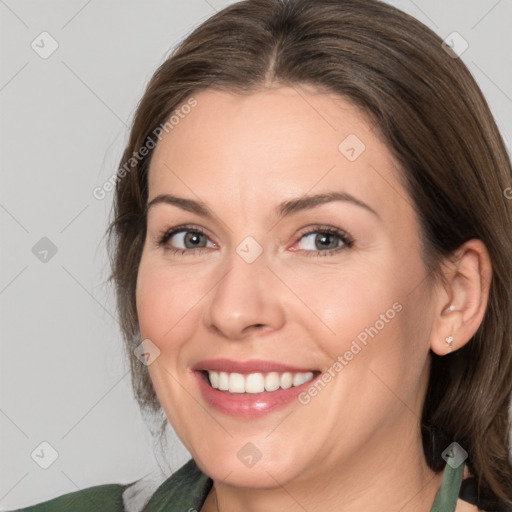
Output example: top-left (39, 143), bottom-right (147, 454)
top-left (241, 323), bottom-right (266, 335)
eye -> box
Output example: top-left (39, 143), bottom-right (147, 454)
top-left (156, 225), bottom-right (216, 255)
top-left (292, 226), bottom-right (354, 257)
top-left (155, 224), bottom-right (354, 257)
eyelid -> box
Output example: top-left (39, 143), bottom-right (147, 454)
top-left (155, 224), bottom-right (216, 249)
top-left (155, 223), bottom-right (354, 257)
top-left (295, 224), bottom-right (354, 242)
top-left (291, 225), bottom-right (354, 255)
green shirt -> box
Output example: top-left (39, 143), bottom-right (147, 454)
top-left (7, 457), bottom-right (465, 512)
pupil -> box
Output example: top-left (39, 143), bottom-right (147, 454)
top-left (316, 233), bottom-right (337, 250)
top-left (185, 232), bottom-right (204, 248)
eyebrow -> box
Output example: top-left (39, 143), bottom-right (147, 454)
top-left (146, 191), bottom-right (380, 220)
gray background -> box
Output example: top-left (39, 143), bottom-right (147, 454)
top-left (1, 0), bottom-right (511, 509)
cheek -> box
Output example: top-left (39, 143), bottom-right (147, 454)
top-left (136, 257), bottom-right (207, 348)
top-left (135, 257), bottom-right (209, 439)
top-left (291, 250), bottom-right (429, 377)
top-left (288, 260), bottom-right (404, 351)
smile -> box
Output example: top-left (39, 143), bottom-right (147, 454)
top-left (192, 359), bottom-right (322, 418)
top-left (205, 370), bottom-right (315, 394)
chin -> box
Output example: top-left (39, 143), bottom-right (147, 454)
top-left (191, 443), bottom-right (307, 488)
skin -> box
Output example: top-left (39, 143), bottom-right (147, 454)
top-left (135, 86), bottom-right (491, 512)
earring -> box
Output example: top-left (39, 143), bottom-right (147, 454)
top-left (445, 305), bottom-right (455, 313)
top-left (445, 335), bottom-right (454, 351)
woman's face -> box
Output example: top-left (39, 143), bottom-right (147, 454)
top-left (136, 86), bottom-right (437, 487)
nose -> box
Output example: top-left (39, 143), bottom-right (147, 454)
top-left (202, 247), bottom-right (286, 341)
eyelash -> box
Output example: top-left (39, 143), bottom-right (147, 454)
top-left (155, 224), bottom-right (355, 257)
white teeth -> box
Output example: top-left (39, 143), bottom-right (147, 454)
top-left (265, 372), bottom-right (281, 391)
top-left (280, 372), bottom-right (293, 389)
top-left (206, 370), bottom-right (315, 394)
top-left (209, 371), bottom-right (219, 389)
top-left (218, 371), bottom-right (229, 391)
top-left (229, 373), bottom-right (245, 393)
top-left (293, 372), bottom-right (312, 387)
top-left (245, 373), bottom-right (265, 393)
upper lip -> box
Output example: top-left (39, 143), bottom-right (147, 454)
top-left (192, 358), bottom-right (317, 374)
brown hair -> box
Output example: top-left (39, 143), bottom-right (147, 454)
top-left (106, 0), bottom-right (512, 507)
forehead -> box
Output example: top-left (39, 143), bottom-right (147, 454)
top-left (147, 86), bottom-right (412, 226)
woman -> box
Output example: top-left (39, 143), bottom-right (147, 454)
top-left (10, 0), bottom-right (512, 511)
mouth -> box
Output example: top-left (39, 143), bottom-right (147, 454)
top-left (202, 370), bottom-right (317, 394)
top-left (192, 359), bottom-right (322, 417)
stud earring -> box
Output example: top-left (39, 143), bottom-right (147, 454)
top-left (445, 305), bottom-right (455, 313)
top-left (445, 335), bottom-right (454, 351)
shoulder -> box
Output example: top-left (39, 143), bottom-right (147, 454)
top-left (142, 458), bottom-right (212, 511)
top-left (456, 498), bottom-right (481, 512)
top-left (458, 473), bottom-right (509, 512)
top-left (5, 482), bottom-right (130, 512)
top-left (6, 459), bottom-right (212, 512)
top-left (457, 472), bottom-right (480, 512)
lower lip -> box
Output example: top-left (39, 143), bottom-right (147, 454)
top-left (193, 371), bottom-right (319, 419)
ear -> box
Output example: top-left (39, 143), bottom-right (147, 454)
top-left (429, 239), bottom-right (492, 355)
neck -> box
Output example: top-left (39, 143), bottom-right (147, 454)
top-left (202, 423), bottom-right (443, 512)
